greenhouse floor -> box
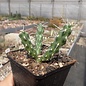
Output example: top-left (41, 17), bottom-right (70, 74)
top-left (64, 24), bottom-right (86, 86)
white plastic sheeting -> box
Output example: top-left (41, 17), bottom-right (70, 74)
top-left (0, 0), bottom-right (85, 20)
top-left (0, 2), bottom-right (9, 14)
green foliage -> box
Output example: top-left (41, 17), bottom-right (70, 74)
top-left (36, 17), bottom-right (49, 21)
top-left (26, 16), bottom-right (37, 20)
top-left (16, 13), bottom-right (21, 19)
top-left (8, 12), bottom-right (21, 20)
top-left (26, 16), bottom-right (49, 21)
top-left (19, 23), bottom-right (72, 63)
top-left (0, 15), bottom-right (7, 21)
top-left (0, 16), bottom-right (3, 21)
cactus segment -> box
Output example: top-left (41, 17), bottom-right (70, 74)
top-left (19, 31), bottom-right (37, 59)
top-left (63, 24), bottom-right (72, 36)
top-left (35, 23), bottom-right (44, 55)
top-left (37, 24), bottom-right (72, 62)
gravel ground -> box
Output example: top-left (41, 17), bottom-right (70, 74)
top-left (0, 19), bottom-right (41, 30)
top-left (0, 62), bottom-right (11, 81)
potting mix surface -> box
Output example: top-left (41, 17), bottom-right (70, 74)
top-left (8, 49), bottom-right (76, 76)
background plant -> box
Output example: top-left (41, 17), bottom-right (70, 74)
top-left (8, 11), bottom-right (21, 20)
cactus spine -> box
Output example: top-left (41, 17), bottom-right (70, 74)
top-left (19, 24), bottom-right (72, 63)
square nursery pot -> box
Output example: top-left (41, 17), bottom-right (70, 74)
top-left (7, 55), bottom-right (76, 86)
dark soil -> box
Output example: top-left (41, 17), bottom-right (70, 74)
top-left (8, 49), bottom-right (76, 76)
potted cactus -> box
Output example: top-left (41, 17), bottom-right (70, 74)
top-left (7, 23), bottom-right (76, 86)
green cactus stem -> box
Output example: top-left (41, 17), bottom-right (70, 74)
top-left (19, 31), bottom-right (37, 59)
top-left (19, 23), bottom-right (72, 63)
top-left (37, 24), bottom-right (72, 62)
top-left (35, 23), bottom-right (44, 55)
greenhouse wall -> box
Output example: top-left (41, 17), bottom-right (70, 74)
top-left (0, 0), bottom-right (85, 20)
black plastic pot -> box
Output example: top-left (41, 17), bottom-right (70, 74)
top-left (8, 56), bottom-right (76, 86)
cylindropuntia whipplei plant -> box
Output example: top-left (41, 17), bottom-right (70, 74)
top-left (19, 23), bottom-right (72, 63)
